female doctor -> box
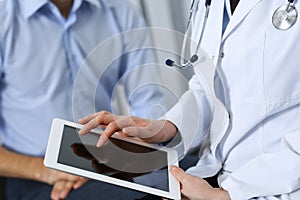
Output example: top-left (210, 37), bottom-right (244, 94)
top-left (79, 0), bottom-right (300, 199)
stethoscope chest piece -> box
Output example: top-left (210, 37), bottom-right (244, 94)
top-left (272, 3), bottom-right (298, 30)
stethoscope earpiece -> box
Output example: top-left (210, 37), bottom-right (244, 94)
top-left (166, 0), bottom-right (210, 69)
top-left (165, 55), bottom-right (199, 69)
top-left (190, 55), bottom-right (199, 63)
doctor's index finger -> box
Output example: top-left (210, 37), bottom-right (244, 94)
top-left (96, 117), bottom-right (141, 147)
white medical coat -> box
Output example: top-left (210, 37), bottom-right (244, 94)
top-left (164, 0), bottom-right (300, 199)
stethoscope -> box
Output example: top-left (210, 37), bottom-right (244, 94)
top-left (273, 0), bottom-right (298, 30)
top-left (166, 0), bottom-right (298, 69)
top-left (166, 0), bottom-right (211, 69)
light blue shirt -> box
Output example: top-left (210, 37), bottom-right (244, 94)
top-left (0, 0), bottom-right (164, 156)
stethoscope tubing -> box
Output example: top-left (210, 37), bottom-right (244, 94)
top-left (166, 0), bottom-right (297, 69)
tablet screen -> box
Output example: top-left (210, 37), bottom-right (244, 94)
top-left (57, 125), bottom-right (170, 192)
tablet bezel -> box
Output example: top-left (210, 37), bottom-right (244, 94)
top-left (44, 118), bottom-right (180, 200)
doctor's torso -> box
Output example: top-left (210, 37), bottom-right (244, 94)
top-left (191, 0), bottom-right (300, 176)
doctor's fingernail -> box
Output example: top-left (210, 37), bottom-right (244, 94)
top-left (170, 166), bottom-right (177, 171)
top-left (97, 137), bottom-right (108, 147)
top-left (97, 142), bottom-right (108, 147)
top-left (122, 128), bottom-right (132, 135)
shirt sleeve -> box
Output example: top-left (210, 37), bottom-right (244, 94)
top-left (112, 1), bottom-right (169, 119)
top-left (0, 46), bottom-right (2, 70)
top-left (221, 129), bottom-right (300, 200)
top-left (0, 41), bottom-right (3, 146)
top-left (0, 1), bottom-right (4, 146)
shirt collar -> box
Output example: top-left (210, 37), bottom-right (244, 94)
top-left (84, 0), bottom-right (101, 9)
top-left (20, 0), bottom-right (48, 19)
top-left (20, 0), bottom-right (101, 19)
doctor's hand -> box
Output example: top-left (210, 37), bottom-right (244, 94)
top-left (170, 166), bottom-right (231, 200)
top-left (78, 111), bottom-right (178, 147)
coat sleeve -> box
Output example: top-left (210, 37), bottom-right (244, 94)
top-left (221, 129), bottom-right (300, 200)
top-left (163, 75), bottom-right (213, 158)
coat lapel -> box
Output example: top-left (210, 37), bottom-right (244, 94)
top-left (222, 0), bottom-right (263, 41)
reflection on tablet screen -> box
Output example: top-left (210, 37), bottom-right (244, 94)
top-left (58, 125), bottom-right (169, 192)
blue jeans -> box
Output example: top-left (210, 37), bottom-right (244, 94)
top-left (6, 178), bottom-right (149, 200)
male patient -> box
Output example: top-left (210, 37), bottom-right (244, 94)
top-left (0, 0), bottom-right (165, 199)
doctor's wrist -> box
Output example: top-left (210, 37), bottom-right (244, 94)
top-left (213, 188), bottom-right (231, 200)
top-left (160, 120), bottom-right (178, 142)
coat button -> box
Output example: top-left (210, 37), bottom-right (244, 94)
top-left (221, 52), bottom-right (225, 58)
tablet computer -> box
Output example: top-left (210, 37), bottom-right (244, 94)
top-left (44, 118), bottom-right (180, 200)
